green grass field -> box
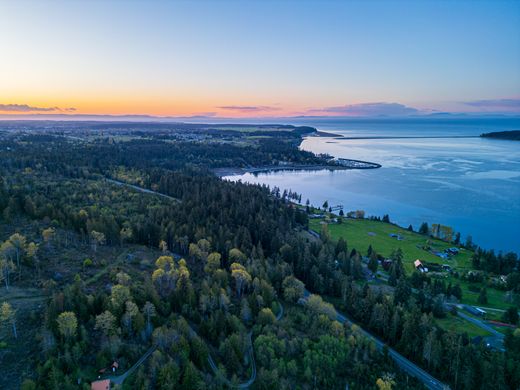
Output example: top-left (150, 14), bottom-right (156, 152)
top-left (310, 217), bottom-right (512, 311)
top-left (436, 314), bottom-right (491, 337)
top-left (447, 278), bottom-right (511, 310)
top-left (310, 218), bottom-right (473, 273)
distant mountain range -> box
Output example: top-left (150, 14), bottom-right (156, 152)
top-left (0, 112), bottom-right (519, 123)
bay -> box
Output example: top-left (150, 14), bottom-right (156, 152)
top-left (224, 118), bottom-right (520, 253)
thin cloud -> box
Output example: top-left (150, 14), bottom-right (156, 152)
top-left (306, 102), bottom-right (420, 117)
top-left (0, 104), bottom-right (76, 112)
top-left (463, 98), bottom-right (520, 110)
top-left (217, 105), bottom-right (281, 112)
top-left (186, 112), bottom-right (218, 118)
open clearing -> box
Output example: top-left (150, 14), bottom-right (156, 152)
top-left (310, 218), bottom-right (473, 272)
top-left (0, 287), bottom-right (47, 389)
top-left (311, 218), bottom-right (513, 312)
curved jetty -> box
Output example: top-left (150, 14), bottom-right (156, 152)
top-left (332, 157), bottom-right (382, 169)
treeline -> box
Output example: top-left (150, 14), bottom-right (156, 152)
top-left (480, 130), bottom-right (520, 141)
top-left (0, 133), bottom-right (325, 172)
top-left (472, 247), bottom-right (519, 275)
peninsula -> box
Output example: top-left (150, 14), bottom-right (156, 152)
top-left (481, 130), bottom-right (520, 140)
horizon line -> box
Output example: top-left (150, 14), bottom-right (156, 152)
top-left (1, 112), bottom-right (520, 123)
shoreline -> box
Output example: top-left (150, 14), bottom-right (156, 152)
top-left (214, 159), bottom-right (381, 178)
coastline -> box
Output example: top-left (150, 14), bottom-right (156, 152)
top-left (214, 159), bottom-right (381, 178)
top-left (214, 128), bottom-right (383, 178)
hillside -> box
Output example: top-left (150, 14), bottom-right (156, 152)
top-left (0, 123), bottom-right (518, 390)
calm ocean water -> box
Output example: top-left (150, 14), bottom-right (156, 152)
top-left (225, 118), bottom-right (520, 253)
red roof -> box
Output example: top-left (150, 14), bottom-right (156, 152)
top-left (91, 379), bottom-right (110, 390)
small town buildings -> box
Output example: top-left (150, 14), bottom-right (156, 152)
top-left (111, 361), bottom-right (119, 372)
top-left (382, 259), bottom-right (393, 271)
top-left (447, 247), bottom-right (460, 255)
top-left (465, 306), bottom-right (487, 317)
top-left (414, 259), bottom-right (428, 273)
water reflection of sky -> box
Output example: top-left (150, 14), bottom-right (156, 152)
top-left (225, 135), bottom-right (520, 253)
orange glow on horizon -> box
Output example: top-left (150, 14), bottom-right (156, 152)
top-left (0, 98), bottom-right (310, 118)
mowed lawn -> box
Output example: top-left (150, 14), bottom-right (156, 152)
top-left (309, 218), bottom-right (473, 273)
top-left (309, 217), bottom-right (514, 311)
top-left (448, 278), bottom-right (512, 310)
top-left (436, 314), bottom-right (491, 337)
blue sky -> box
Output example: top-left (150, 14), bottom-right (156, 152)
top-left (0, 0), bottom-right (519, 117)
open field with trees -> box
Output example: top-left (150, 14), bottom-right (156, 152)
top-left (309, 218), bottom-right (473, 272)
top-left (310, 217), bottom-right (517, 313)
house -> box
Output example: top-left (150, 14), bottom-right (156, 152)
top-left (91, 379), bottom-right (111, 390)
top-left (414, 259), bottom-right (428, 273)
top-left (442, 264), bottom-right (452, 272)
top-left (447, 247), bottom-right (459, 255)
top-left (111, 361), bottom-right (119, 372)
top-left (465, 306), bottom-right (487, 317)
top-left (434, 251), bottom-right (449, 260)
top-left (382, 259), bottom-right (393, 271)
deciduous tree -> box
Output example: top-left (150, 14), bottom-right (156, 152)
top-left (230, 263), bottom-right (251, 297)
top-left (204, 252), bottom-right (221, 274)
top-left (42, 227), bottom-right (56, 249)
top-left (95, 310), bottom-right (117, 336)
top-left (8, 233), bottom-right (26, 277)
top-left (90, 230), bottom-right (106, 253)
top-left (1, 301), bottom-right (17, 338)
top-left (282, 275), bottom-right (304, 303)
top-left (56, 311), bottom-right (78, 340)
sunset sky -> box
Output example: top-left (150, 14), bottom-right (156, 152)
top-left (1, 0), bottom-right (519, 118)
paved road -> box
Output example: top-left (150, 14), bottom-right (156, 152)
top-left (206, 331), bottom-right (256, 389)
top-left (457, 310), bottom-right (502, 337)
top-left (109, 346), bottom-right (156, 385)
top-left (307, 229), bottom-right (320, 239)
top-left (203, 301), bottom-right (286, 388)
top-left (454, 305), bottom-right (505, 351)
top-left (471, 305), bottom-right (520, 316)
top-left (187, 322), bottom-right (259, 388)
top-left (303, 290), bottom-right (446, 390)
top-left (276, 301), bottom-right (284, 321)
top-left (106, 178), bottom-right (180, 202)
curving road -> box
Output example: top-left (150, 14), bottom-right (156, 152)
top-left (206, 331), bottom-right (256, 389)
top-left (275, 301), bottom-right (284, 321)
top-left (108, 345), bottom-right (156, 385)
top-left (204, 302), bottom-right (284, 388)
top-left (105, 178), bottom-right (180, 202)
top-left (452, 305), bottom-right (505, 351)
top-left (303, 290), bottom-right (447, 390)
